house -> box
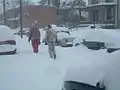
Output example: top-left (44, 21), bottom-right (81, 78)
top-left (1, 5), bottom-right (57, 29)
top-left (84, 0), bottom-right (117, 24)
top-left (59, 0), bottom-right (87, 24)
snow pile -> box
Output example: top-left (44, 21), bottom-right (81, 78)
top-left (51, 24), bottom-right (69, 31)
top-left (0, 25), bottom-right (14, 41)
top-left (72, 29), bottom-right (120, 48)
top-left (63, 46), bottom-right (109, 86)
top-left (103, 51), bottom-right (120, 90)
top-left (57, 32), bottom-right (71, 40)
top-left (0, 25), bottom-right (16, 52)
top-left (63, 45), bottom-right (120, 90)
top-left (63, 28), bottom-right (120, 89)
top-left (83, 30), bottom-right (115, 43)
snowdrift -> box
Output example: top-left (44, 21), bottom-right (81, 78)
top-left (63, 41), bottom-right (120, 90)
top-left (0, 25), bottom-right (16, 55)
top-left (63, 46), bottom-right (109, 86)
top-left (51, 24), bottom-right (69, 31)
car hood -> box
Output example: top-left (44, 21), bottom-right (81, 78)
top-left (63, 46), bottom-right (110, 86)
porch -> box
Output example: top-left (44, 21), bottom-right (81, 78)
top-left (79, 3), bottom-right (117, 24)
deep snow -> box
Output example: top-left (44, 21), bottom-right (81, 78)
top-left (0, 27), bottom-right (120, 90)
top-left (0, 25), bottom-right (15, 41)
top-left (0, 36), bottom-right (67, 90)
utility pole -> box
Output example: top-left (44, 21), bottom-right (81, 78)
top-left (3, 0), bottom-right (6, 25)
top-left (20, 0), bottom-right (23, 38)
top-left (117, 0), bottom-right (120, 28)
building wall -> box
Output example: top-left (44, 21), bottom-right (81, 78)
top-left (116, 0), bottom-right (120, 28)
top-left (1, 5), bottom-right (57, 29)
top-left (22, 6), bottom-right (57, 28)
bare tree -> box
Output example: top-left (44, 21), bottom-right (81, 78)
top-left (71, 0), bottom-right (86, 7)
top-left (38, 0), bottom-right (47, 6)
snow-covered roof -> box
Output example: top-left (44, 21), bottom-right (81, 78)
top-left (5, 4), bottom-right (20, 10)
top-left (86, 3), bottom-right (117, 8)
top-left (7, 17), bottom-right (19, 20)
top-left (0, 25), bottom-right (15, 41)
top-left (61, 2), bottom-right (116, 10)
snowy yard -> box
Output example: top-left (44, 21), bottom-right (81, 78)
top-left (0, 27), bottom-right (120, 90)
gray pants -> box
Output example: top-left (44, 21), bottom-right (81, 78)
top-left (48, 41), bottom-right (56, 58)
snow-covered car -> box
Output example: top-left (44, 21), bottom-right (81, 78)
top-left (57, 31), bottom-right (76, 47)
top-left (0, 25), bottom-right (16, 55)
top-left (62, 45), bottom-right (120, 90)
top-left (43, 30), bottom-right (76, 47)
top-left (51, 24), bottom-right (69, 32)
top-left (73, 30), bottom-right (120, 53)
top-left (62, 46), bottom-right (108, 90)
top-left (102, 51), bottom-right (120, 90)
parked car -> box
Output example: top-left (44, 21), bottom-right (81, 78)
top-left (0, 25), bottom-right (16, 55)
top-left (63, 81), bottom-right (105, 90)
top-left (51, 24), bottom-right (69, 32)
top-left (43, 30), bottom-right (76, 47)
top-left (73, 39), bottom-right (105, 49)
top-left (73, 30), bottom-right (120, 53)
top-left (62, 47), bottom-right (108, 90)
top-left (73, 38), bottom-right (120, 53)
top-left (62, 44), bottom-right (120, 90)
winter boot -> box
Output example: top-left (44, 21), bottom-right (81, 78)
top-left (53, 54), bottom-right (56, 59)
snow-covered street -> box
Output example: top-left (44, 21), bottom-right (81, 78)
top-left (0, 36), bottom-right (67, 90)
top-left (1, 27), bottom-right (120, 90)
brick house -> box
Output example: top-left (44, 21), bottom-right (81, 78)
top-left (22, 5), bottom-right (57, 28)
top-left (1, 5), bottom-right (57, 29)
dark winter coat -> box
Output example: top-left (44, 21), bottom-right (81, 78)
top-left (28, 27), bottom-right (41, 41)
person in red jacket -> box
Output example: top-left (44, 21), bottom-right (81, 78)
top-left (28, 23), bottom-right (41, 53)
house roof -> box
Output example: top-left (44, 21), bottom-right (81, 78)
top-left (86, 2), bottom-right (117, 8)
top-left (61, 2), bottom-right (116, 10)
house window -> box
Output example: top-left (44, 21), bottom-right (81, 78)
top-left (106, 8), bottom-right (114, 20)
top-left (105, 0), bottom-right (113, 3)
top-left (91, 0), bottom-right (98, 4)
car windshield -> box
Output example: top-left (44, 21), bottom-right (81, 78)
top-left (0, 0), bottom-right (120, 90)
